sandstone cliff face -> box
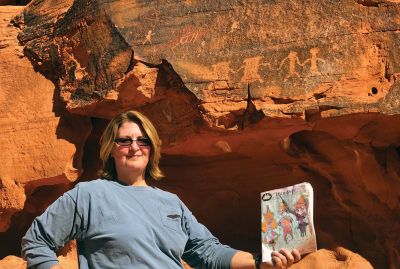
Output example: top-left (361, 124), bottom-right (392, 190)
top-left (0, 1), bottom-right (400, 269)
top-left (0, 5), bottom-right (91, 256)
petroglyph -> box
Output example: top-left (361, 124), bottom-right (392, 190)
top-left (302, 48), bottom-right (325, 76)
top-left (279, 51), bottom-right (302, 81)
top-left (175, 48), bottom-right (326, 88)
top-left (142, 30), bottom-right (154, 45)
top-left (163, 25), bottom-right (205, 54)
top-left (230, 21), bottom-right (239, 33)
top-left (238, 56), bottom-right (271, 84)
top-left (179, 26), bottom-right (201, 45)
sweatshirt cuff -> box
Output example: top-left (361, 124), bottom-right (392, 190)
top-left (223, 248), bottom-right (239, 269)
top-left (34, 260), bottom-right (59, 269)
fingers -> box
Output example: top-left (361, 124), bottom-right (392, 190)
top-left (291, 249), bottom-right (301, 263)
top-left (281, 249), bottom-right (295, 266)
top-left (271, 248), bottom-right (301, 268)
top-left (271, 251), bottom-right (287, 268)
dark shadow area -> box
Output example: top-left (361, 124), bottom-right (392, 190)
top-left (0, 0), bottom-right (30, 6)
top-left (0, 183), bottom-right (71, 258)
top-left (76, 117), bottom-right (108, 183)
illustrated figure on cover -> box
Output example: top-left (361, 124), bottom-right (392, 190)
top-left (262, 206), bottom-right (279, 250)
top-left (278, 201), bottom-right (295, 244)
top-left (261, 182), bottom-right (317, 263)
top-left (293, 195), bottom-right (309, 237)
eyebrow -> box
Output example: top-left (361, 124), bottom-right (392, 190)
top-left (117, 135), bottom-right (148, 139)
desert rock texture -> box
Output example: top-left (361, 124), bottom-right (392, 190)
top-left (1, 0), bottom-right (400, 268)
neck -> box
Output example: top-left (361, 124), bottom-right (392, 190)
top-left (116, 172), bottom-right (147, 186)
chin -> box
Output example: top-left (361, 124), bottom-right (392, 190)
top-left (127, 159), bottom-right (148, 168)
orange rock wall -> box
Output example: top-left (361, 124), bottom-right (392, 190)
top-left (0, 1), bottom-right (400, 269)
top-left (0, 5), bottom-right (91, 256)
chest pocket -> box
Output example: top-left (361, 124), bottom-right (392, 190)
top-left (97, 206), bottom-right (117, 223)
top-left (159, 206), bottom-right (182, 232)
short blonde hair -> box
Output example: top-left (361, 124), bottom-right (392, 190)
top-left (99, 111), bottom-right (164, 181)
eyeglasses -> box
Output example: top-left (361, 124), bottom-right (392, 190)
top-left (114, 137), bottom-right (151, 147)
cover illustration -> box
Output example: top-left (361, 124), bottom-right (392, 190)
top-left (261, 182), bottom-right (317, 262)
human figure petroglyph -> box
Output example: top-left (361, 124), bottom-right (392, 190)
top-left (142, 30), bottom-right (154, 45)
top-left (238, 56), bottom-right (271, 83)
top-left (166, 48), bottom-right (326, 86)
top-left (301, 48), bottom-right (325, 76)
top-left (278, 51), bottom-right (302, 81)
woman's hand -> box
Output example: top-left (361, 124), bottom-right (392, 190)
top-left (50, 264), bottom-right (63, 269)
top-left (230, 249), bottom-right (301, 269)
top-left (261, 249), bottom-right (301, 269)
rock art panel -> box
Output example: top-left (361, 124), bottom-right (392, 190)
top-left (16, 0), bottom-right (400, 127)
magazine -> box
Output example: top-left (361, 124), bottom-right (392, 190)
top-left (261, 182), bottom-right (317, 262)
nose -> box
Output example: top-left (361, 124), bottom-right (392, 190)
top-left (128, 141), bottom-right (140, 150)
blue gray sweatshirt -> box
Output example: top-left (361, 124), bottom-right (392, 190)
top-left (21, 179), bottom-right (237, 269)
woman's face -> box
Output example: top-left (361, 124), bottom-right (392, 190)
top-left (111, 121), bottom-right (151, 180)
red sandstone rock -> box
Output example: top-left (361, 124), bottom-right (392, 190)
top-left (0, 255), bottom-right (26, 269)
top-left (0, 178), bottom-right (25, 232)
top-left (0, 241), bottom-right (78, 269)
top-left (292, 247), bottom-right (373, 269)
top-left (160, 114), bottom-right (400, 269)
top-left (0, 1), bottom-right (399, 269)
top-left (281, 121), bottom-right (400, 268)
top-left (0, 5), bottom-right (91, 233)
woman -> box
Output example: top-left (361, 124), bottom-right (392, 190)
top-left (22, 110), bottom-right (301, 269)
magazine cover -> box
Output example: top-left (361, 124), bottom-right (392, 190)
top-left (261, 182), bottom-right (317, 262)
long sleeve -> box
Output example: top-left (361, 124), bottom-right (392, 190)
top-left (21, 189), bottom-right (84, 269)
top-left (180, 200), bottom-right (238, 269)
